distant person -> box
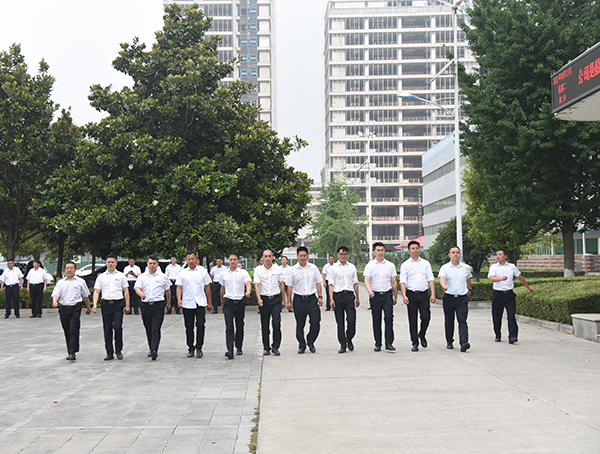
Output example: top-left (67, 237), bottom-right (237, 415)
top-left (220, 252), bottom-right (252, 359)
top-left (280, 256), bottom-right (293, 312)
top-left (51, 261), bottom-right (92, 360)
top-left (438, 246), bottom-right (472, 352)
top-left (286, 246), bottom-right (324, 354)
top-left (176, 251), bottom-right (212, 358)
top-left (328, 246), bottom-right (360, 353)
top-left (210, 257), bottom-right (225, 314)
top-left (399, 240), bottom-right (435, 352)
top-left (322, 255), bottom-right (335, 311)
top-left (488, 249), bottom-right (534, 344)
top-left (123, 258), bottom-right (142, 314)
top-left (364, 243), bottom-right (398, 352)
top-left (135, 255), bottom-right (172, 360)
top-left (26, 259), bottom-right (49, 318)
top-left (254, 250), bottom-right (285, 356)
top-left (1, 259), bottom-right (24, 319)
top-left (165, 254), bottom-right (182, 314)
top-left (92, 254), bottom-right (130, 360)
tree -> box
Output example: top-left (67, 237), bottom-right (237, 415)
top-left (309, 179), bottom-right (366, 262)
top-left (460, 0), bottom-right (600, 276)
top-left (0, 44), bottom-right (57, 260)
top-left (37, 5), bottom-right (312, 261)
top-left (428, 217), bottom-right (493, 281)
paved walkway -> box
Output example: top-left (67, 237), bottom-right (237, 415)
top-left (1, 284), bottom-right (599, 453)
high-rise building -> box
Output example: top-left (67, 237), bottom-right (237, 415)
top-left (164, 0), bottom-right (276, 127)
top-left (323, 0), bottom-right (475, 250)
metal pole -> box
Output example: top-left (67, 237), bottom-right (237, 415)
top-left (453, 1), bottom-right (463, 255)
top-left (367, 132), bottom-right (373, 255)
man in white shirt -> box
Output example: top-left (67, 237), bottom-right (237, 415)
top-left (439, 246), bottom-right (473, 352)
top-left (322, 255), bottom-right (335, 311)
top-left (328, 246), bottom-right (360, 353)
top-left (280, 256), bottom-right (293, 312)
top-left (364, 242), bottom-right (398, 352)
top-left (1, 259), bottom-right (24, 318)
top-left (135, 255), bottom-right (172, 360)
top-left (26, 259), bottom-right (49, 318)
top-left (93, 254), bottom-right (130, 360)
top-left (254, 250), bottom-right (285, 356)
top-left (286, 246), bottom-right (324, 354)
top-left (400, 240), bottom-right (436, 352)
top-left (210, 257), bottom-right (225, 314)
top-left (123, 258), bottom-right (142, 314)
top-left (488, 249), bottom-right (534, 344)
top-left (176, 251), bottom-right (212, 358)
top-left (52, 261), bottom-right (92, 360)
top-left (220, 252), bottom-right (252, 359)
top-left (165, 255), bottom-right (182, 315)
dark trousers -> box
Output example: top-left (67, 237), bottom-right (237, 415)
top-left (406, 290), bottom-right (431, 346)
top-left (127, 281), bottom-right (139, 314)
top-left (370, 290), bottom-right (394, 347)
top-left (293, 294), bottom-right (320, 348)
top-left (334, 291), bottom-right (356, 347)
top-left (212, 283), bottom-right (221, 310)
top-left (30, 284), bottom-right (44, 316)
top-left (183, 306), bottom-right (206, 350)
top-left (141, 301), bottom-right (165, 353)
top-left (101, 299), bottom-right (125, 354)
top-left (443, 294), bottom-right (469, 345)
top-left (223, 297), bottom-right (245, 352)
top-left (5, 285), bottom-right (20, 317)
top-left (325, 281), bottom-right (331, 310)
top-left (166, 281), bottom-right (180, 314)
top-left (259, 294), bottom-right (282, 351)
top-left (492, 290), bottom-right (518, 340)
top-left (59, 303), bottom-right (82, 354)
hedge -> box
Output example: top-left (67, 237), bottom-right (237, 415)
top-left (0, 288), bottom-right (54, 310)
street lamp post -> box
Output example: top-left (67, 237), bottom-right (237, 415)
top-left (357, 130), bottom-right (375, 254)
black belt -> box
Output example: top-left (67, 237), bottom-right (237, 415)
top-left (294, 294), bottom-right (315, 299)
top-left (373, 289), bottom-right (392, 295)
top-left (102, 298), bottom-right (124, 304)
top-left (6, 284), bottom-right (19, 288)
top-left (334, 290), bottom-right (354, 294)
top-left (494, 290), bottom-right (513, 294)
top-left (30, 283), bottom-right (44, 286)
top-left (142, 300), bottom-right (164, 306)
top-left (407, 289), bottom-right (428, 294)
top-left (447, 293), bottom-right (467, 298)
top-left (261, 293), bottom-right (281, 299)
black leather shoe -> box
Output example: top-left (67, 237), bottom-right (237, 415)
top-left (4, 315), bottom-right (8, 319)
top-left (67, 353), bottom-right (76, 361)
top-left (298, 347), bottom-right (306, 354)
top-left (236, 349), bottom-right (243, 356)
top-left (104, 354), bottom-right (114, 361)
top-left (308, 344), bottom-right (316, 353)
top-left (509, 338), bottom-right (518, 344)
top-left (263, 349), bottom-right (271, 356)
top-left (374, 345), bottom-right (381, 352)
top-left (225, 351), bottom-right (234, 359)
top-left (147, 351), bottom-right (152, 357)
top-left (187, 350), bottom-right (195, 358)
top-left (385, 344), bottom-right (396, 351)
top-left (411, 345), bottom-right (418, 352)
top-left (212, 309), bottom-right (218, 314)
top-left (338, 346), bottom-right (346, 353)
top-left (196, 349), bottom-right (203, 358)
top-left (347, 340), bottom-right (354, 351)
top-left (272, 348), bottom-right (280, 356)
top-left (151, 351), bottom-right (157, 360)
top-left (447, 343), bottom-right (454, 349)
top-left (419, 336), bottom-right (428, 348)
top-left (37, 314), bottom-right (42, 318)
top-left (116, 352), bottom-right (123, 360)
top-left (30, 315), bottom-right (37, 318)
top-left (460, 342), bottom-right (471, 352)
top-left (15, 315), bottom-right (20, 318)
top-left (495, 337), bottom-right (501, 342)
top-left (325, 308), bottom-right (331, 311)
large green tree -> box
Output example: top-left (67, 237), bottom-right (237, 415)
top-left (38, 5), bottom-right (311, 261)
top-left (0, 44), bottom-right (57, 260)
top-left (309, 179), bottom-right (366, 262)
top-left (460, 0), bottom-right (600, 276)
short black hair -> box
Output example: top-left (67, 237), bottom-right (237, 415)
top-left (336, 245), bottom-right (349, 253)
top-left (496, 248), bottom-right (508, 256)
top-left (297, 246), bottom-right (309, 255)
top-left (186, 251), bottom-right (198, 258)
top-left (282, 256), bottom-right (288, 260)
top-left (65, 261), bottom-right (76, 269)
top-left (373, 242), bottom-right (385, 250)
top-left (228, 252), bottom-right (240, 259)
top-left (106, 254), bottom-right (117, 261)
top-left (33, 259), bottom-right (41, 265)
top-left (407, 240), bottom-right (420, 250)
top-left (170, 254), bottom-right (177, 259)
top-left (449, 245), bottom-right (461, 252)
top-left (147, 254), bottom-right (159, 262)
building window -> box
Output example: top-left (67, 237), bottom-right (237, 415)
top-left (369, 17), bottom-right (397, 29)
top-left (346, 111), bottom-right (365, 122)
top-left (423, 195), bottom-right (456, 215)
top-left (369, 63), bottom-right (397, 76)
top-left (346, 64), bottom-right (364, 76)
top-left (241, 70), bottom-right (248, 78)
top-left (250, 23), bottom-right (257, 31)
top-left (423, 160), bottom-right (455, 185)
top-left (370, 48), bottom-right (397, 61)
top-left (250, 55), bottom-right (257, 62)
top-left (369, 109), bottom-right (399, 122)
top-left (241, 55), bottom-right (248, 62)
top-left (369, 94), bottom-right (398, 107)
top-left (345, 33), bottom-right (365, 46)
top-left (345, 49), bottom-right (364, 61)
top-left (203, 4), bottom-right (233, 17)
top-left (369, 32), bottom-right (397, 45)
top-left (249, 7), bottom-right (257, 14)
top-left (345, 80), bottom-right (365, 92)
top-left (250, 70), bottom-right (257, 78)
top-left (250, 38), bottom-right (257, 45)
top-left (211, 19), bottom-right (232, 32)
top-left (370, 79), bottom-right (398, 91)
top-left (345, 18), bottom-right (364, 30)
top-left (241, 38), bottom-right (248, 45)
top-left (346, 95), bottom-right (364, 107)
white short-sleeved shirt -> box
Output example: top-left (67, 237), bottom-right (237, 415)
top-left (123, 264), bottom-right (142, 282)
top-left (26, 267), bottom-right (49, 285)
top-left (438, 262), bottom-right (473, 295)
top-left (176, 266), bottom-right (212, 308)
top-left (254, 263), bottom-right (285, 296)
top-left (135, 271), bottom-right (171, 302)
top-left (210, 265), bottom-right (226, 284)
top-left (94, 270), bottom-right (128, 300)
top-left (488, 262), bottom-right (521, 291)
top-left (51, 276), bottom-right (90, 306)
top-left (363, 259), bottom-right (397, 292)
top-left (165, 263), bottom-right (182, 280)
top-left (220, 268), bottom-right (252, 300)
top-left (328, 261), bottom-right (358, 292)
top-left (322, 263), bottom-right (333, 280)
top-left (399, 257), bottom-right (434, 292)
top-left (1, 267), bottom-right (24, 286)
top-left (286, 262), bottom-right (322, 296)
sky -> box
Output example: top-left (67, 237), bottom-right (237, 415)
top-left (0, 0), bottom-right (329, 183)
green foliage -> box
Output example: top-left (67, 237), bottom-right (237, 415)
top-left (0, 288), bottom-right (54, 310)
top-left (309, 180), bottom-right (365, 262)
top-left (427, 216), bottom-right (493, 280)
top-left (433, 279), bottom-right (491, 302)
top-left (460, 0), bottom-right (600, 272)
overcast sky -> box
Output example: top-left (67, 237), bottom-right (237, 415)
top-left (0, 0), bottom-right (329, 182)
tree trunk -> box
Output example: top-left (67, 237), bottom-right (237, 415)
top-left (508, 249), bottom-right (519, 266)
top-left (91, 254), bottom-right (96, 272)
top-left (56, 233), bottom-right (65, 279)
top-left (562, 219), bottom-right (575, 277)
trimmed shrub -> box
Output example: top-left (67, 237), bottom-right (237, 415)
top-left (0, 288), bottom-right (54, 310)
